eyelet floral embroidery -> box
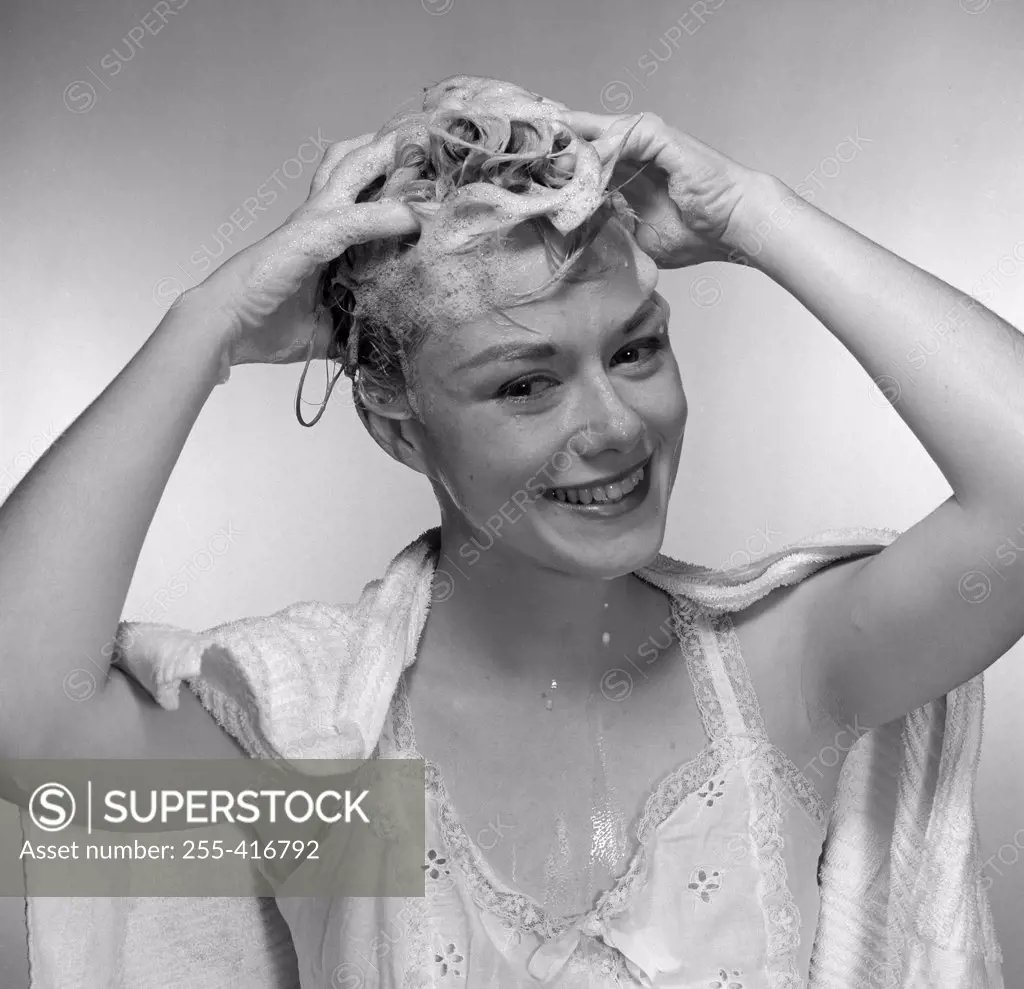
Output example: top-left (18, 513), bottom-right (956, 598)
top-left (433, 941), bottom-right (464, 978)
top-left (707, 967), bottom-right (745, 988)
top-left (688, 867), bottom-right (723, 902)
top-left (424, 848), bottom-right (451, 881)
top-left (424, 848), bottom-right (456, 898)
top-left (697, 775), bottom-right (727, 807)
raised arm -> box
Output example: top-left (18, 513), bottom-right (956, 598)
top-left (0, 293), bottom-right (247, 764)
top-left (563, 107), bottom-right (1024, 732)
top-left (0, 129), bottom-right (420, 772)
top-left (732, 174), bottom-right (1024, 731)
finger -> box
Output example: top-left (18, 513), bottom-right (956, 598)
top-left (557, 110), bottom-right (651, 171)
top-left (316, 130), bottom-right (402, 209)
top-left (340, 201), bottom-right (421, 247)
top-left (306, 201), bottom-right (421, 263)
top-left (559, 109), bottom-right (634, 141)
top-left (308, 132), bottom-right (376, 197)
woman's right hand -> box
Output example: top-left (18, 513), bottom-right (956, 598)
top-left (191, 130), bottom-right (421, 367)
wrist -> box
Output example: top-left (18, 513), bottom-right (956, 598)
top-left (720, 173), bottom-right (803, 269)
top-left (154, 288), bottom-right (237, 386)
top-left (183, 222), bottom-right (317, 371)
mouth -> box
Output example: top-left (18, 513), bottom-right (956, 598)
top-left (541, 453), bottom-right (654, 515)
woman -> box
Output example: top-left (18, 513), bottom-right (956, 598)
top-left (1, 74), bottom-right (1014, 987)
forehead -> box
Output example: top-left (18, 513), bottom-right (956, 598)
top-left (416, 218), bottom-right (660, 364)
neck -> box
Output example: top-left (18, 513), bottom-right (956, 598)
top-left (419, 520), bottom-right (671, 700)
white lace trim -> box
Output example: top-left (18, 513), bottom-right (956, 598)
top-left (706, 606), bottom-right (811, 988)
top-left (389, 662), bottom-right (735, 941)
top-left (671, 595), bottom-right (731, 739)
top-left (709, 608), bottom-right (829, 832)
top-left (397, 895), bottom-right (433, 989)
top-left (675, 597), bottom-right (828, 832)
top-left (748, 755), bottom-right (808, 989)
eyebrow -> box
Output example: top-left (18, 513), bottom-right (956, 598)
top-left (455, 294), bottom-right (665, 372)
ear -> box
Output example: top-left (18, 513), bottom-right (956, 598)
top-left (358, 381), bottom-right (431, 476)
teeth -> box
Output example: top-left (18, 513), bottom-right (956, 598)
top-left (548, 465), bottom-right (645, 505)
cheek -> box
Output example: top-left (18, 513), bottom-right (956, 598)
top-left (637, 364), bottom-right (687, 436)
top-left (420, 413), bottom-right (509, 503)
top-left (667, 383), bottom-right (688, 433)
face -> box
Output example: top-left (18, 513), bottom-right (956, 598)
top-left (401, 215), bottom-right (688, 580)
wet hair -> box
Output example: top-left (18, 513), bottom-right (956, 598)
top-left (296, 87), bottom-right (642, 428)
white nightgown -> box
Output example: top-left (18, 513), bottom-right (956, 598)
top-left (278, 590), bottom-right (829, 988)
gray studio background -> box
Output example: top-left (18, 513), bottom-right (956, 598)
top-left (1, 0), bottom-right (1022, 984)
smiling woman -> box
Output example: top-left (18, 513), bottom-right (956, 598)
top-left (1, 70), bottom-right (1013, 989)
top-left (301, 80), bottom-right (691, 578)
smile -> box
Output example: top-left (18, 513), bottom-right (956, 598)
top-left (542, 454), bottom-right (653, 512)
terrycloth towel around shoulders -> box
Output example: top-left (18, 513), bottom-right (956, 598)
top-left (19, 526), bottom-right (1005, 988)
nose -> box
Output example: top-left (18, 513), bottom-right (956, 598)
top-left (574, 371), bottom-right (646, 457)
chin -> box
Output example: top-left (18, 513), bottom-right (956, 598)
top-left (532, 459), bottom-right (671, 579)
top-left (568, 535), bottom-right (665, 581)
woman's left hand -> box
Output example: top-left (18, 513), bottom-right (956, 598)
top-left (559, 109), bottom-right (770, 269)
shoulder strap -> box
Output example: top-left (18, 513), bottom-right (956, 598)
top-left (640, 528), bottom-right (900, 747)
top-left (673, 595), bottom-right (765, 742)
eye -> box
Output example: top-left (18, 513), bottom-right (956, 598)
top-left (496, 373), bottom-right (558, 405)
top-left (611, 332), bottom-right (667, 367)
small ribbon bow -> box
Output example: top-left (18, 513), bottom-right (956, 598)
top-left (525, 917), bottom-right (655, 987)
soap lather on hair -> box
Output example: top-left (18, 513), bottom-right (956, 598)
top-left (310, 74), bottom-right (644, 426)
